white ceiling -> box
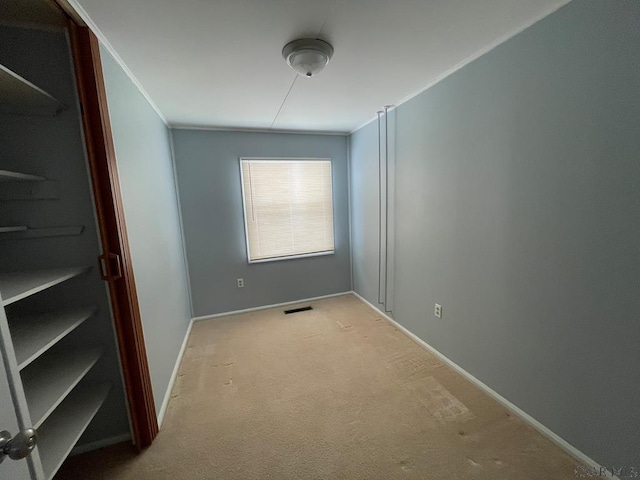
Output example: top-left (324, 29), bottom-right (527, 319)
top-left (72, 0), bottom-right (570, 133)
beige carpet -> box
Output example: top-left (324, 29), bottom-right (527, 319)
top-left (57, 294), bottom-right (582, 479)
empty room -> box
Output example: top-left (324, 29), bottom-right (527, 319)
top-left (0, 0), bottom-right (638, 479)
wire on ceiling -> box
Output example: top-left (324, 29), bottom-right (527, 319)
top-left (270, 75), bottom-right (298, 128)
top-left (269, 0), bottom-right (337, 129)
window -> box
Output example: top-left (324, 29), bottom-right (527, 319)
top-left (240, 158), bottom-right (335, 263)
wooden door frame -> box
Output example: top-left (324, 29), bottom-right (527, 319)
top-left (54, 9), bottom-right (159, 449)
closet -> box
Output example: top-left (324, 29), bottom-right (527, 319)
top-left (0, 2), bottom-right (130, 479)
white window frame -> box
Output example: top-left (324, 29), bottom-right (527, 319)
top-left (239, 157), bottom-right (336, 264)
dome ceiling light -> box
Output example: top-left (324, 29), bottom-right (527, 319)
top-left (282, 38), bottom-right (334, 78)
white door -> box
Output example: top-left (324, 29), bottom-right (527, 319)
top-left (0, 306), bottom-right (35, 480)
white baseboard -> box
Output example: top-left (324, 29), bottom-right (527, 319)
top-left (70, 433), bottom-right (131, 456)
top-left (351, 291), bottom-right (615, 478)
top-left (191, 291), bottom-right (352, 322)
top-left (157, 318), bottom-right (193, 428)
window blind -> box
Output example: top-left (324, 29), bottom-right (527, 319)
top-left (240, 159), bottom-right (334, 262)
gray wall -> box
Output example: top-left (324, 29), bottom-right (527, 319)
top-left (172, 129), bottom-right (351, 317)
top-left (350, 0), bottom-right (639, 467)
top-left (101, 47), bottom-right (192, 415)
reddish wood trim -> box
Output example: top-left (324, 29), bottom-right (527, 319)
top-left (67, 22), bottom-right (158, 449)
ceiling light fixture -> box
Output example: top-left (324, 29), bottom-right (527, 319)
top-left (282, 38), bottom-right (334, 78)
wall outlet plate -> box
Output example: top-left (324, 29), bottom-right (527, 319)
top-left (237, 278), bottom-right (244, 288)
top-left (434, 303), bottom-right (442, 318)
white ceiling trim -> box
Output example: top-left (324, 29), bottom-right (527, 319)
top-left (169, 124), bottom-right (349, 136)
top-left (64, 0), bottom-right (169, 126)
top-left (349, 0), bottom-right (573, 135)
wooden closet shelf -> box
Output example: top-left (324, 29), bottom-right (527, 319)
top-left (10, 307), bottom-right (98, 370)
top-left (37, 383), bottom-right (111, 480)
top-left (22, 347), bottom-right (103, 428)
top-left (0, 226), bottom-right (84, 240)
top-left (0, 226), bottom-right (28, 233)
top-left (0, 63), bottom-right (64, 116)
top-left (0, 169), bottom-right (46, 182)
top-left (0, 266), bottom-right (91, 306)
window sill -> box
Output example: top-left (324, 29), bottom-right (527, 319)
top-left (248, 250), bottom-right (335, 264)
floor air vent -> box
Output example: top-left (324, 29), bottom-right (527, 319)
top-left (284, 306), bottom-right (313, 314)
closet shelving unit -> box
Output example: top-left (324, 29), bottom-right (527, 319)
top-left (11, 307), bottom-right (97, 370)
top-left (0, 225), bottom-right (27, 232)
top-left (0, 267), bottom-right (90, 305)
top-left (0, 169), bottom-right (47, 182)
top-left (0, 226), bottom-right (84, 239)
top-left (1, 60), bottom-right (111, 480)
top-left (0, 64), bottom-right (64, 116)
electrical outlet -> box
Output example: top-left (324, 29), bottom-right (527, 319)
top-left (237, 278), bottom-right (244, 288)
top-left (434, 303), bottom-right (442, 319)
